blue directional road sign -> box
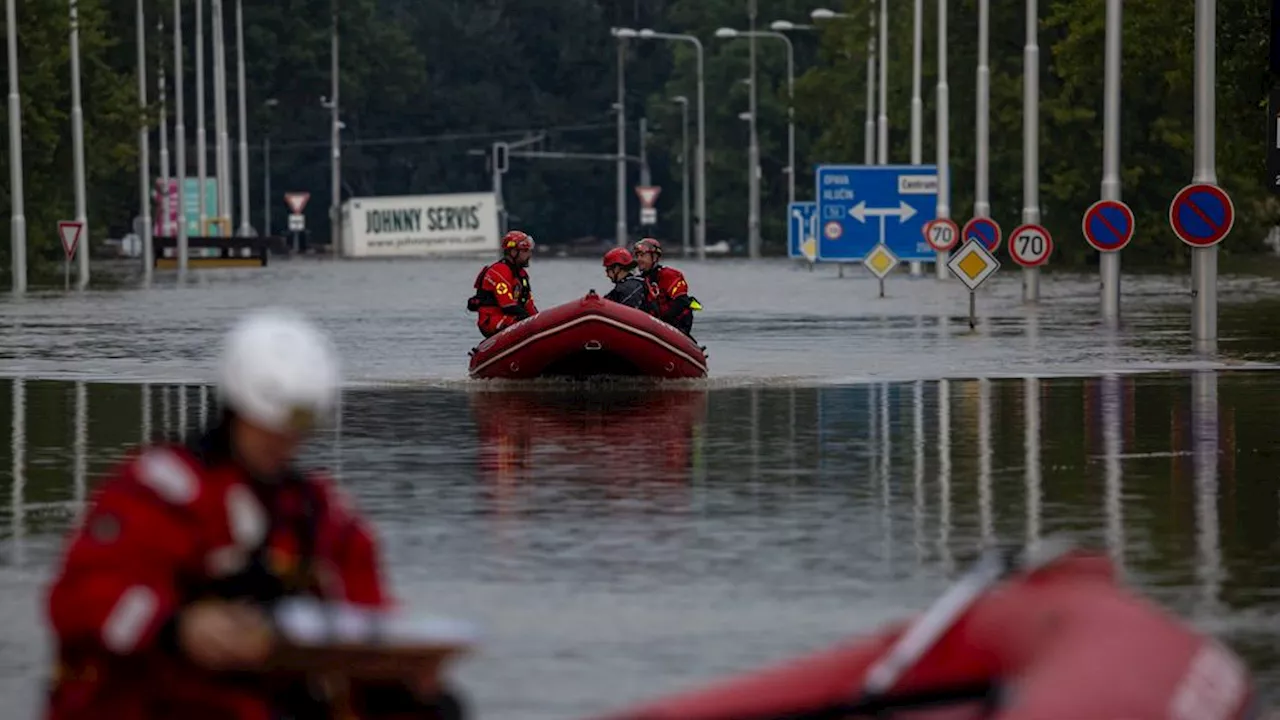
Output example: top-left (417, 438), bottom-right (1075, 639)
top-left (815, 164), bottom-right (939, 263)
top-left (788, 201), bottom-right (817, 260)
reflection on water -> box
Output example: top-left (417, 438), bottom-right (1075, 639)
top-left (0, 371), bottom-right (1277, 718)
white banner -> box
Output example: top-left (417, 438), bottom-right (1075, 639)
top-left (341, 192), bottom-right (499, 258)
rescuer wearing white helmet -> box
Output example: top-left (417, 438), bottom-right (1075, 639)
top-left (216, 306), bottom-right (341, 480)
top-left (44, 307), bottom-right (466, 719)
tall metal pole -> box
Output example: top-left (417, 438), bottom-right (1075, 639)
top-left (678, 97), bottom-right (690, 257)
top-left (877, 0), bottom-right (888, 165)
top-left (137, 0), bottom-right (152, 283)
top-left (639, 117), bottom-right (650, 187)
top-left (1099, 0), bottom-right (1122, 321)
top-left (910, 0), bottom-right (923, 164)
top-left (865, 11), bottom-right (875, 165)
top-left (974, 0), bottom-right (990, 218)
top-left (6, 0), bottom-right (26, 294)
top-left (330, 0), bottom-right (340, 256)
top-left (781, 33), bottom-right (795, 207)
top-left (70, 0), bottom-right (90, 288)
top-left (1022, 0), bottom-right (1041, 302)
top-left (235, 0), bottom-right (250, 236)
top-left (616, 34), bottom-right (627, 248)
top-left (158, 16), bottom-right (170, 241)
top-left (910, 0), bottom-right (923, 276)
top-left (211, 0), bottom-right (228, 232)
top-left (694, 40), bottom-right (706, 260)
top-left (747, 0), bottom-right (761, 259)
top-left (934, 0), bottom-right (950, 280)
top-left (174, 0), bottom-right (188, 277)
top-left (1191, 0), bottom-right (1217, 344)
top-left (196, 0), bottom-right (206, 237)
top-left (262, 136), bottom-right (271, 236)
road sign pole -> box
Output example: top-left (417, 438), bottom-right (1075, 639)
top-left (1099, 0), bottom-right (1122, 322)
top-left (935, 0), bottom-right (950, 281)
top-left (71, 0), bottom-right (90, 289)
top-left (172, 0), bottom-right (188, 279)
top-left (615, 33), bottom-right (627, 249)
top-left (136, 0), bottom-right (152, 285)
top-left (908, 0), bottom-right (923, 278)
top-left (6, 0), bottom-right (27, 294)
top-left (877, 0), bottom-right (889, 165)
top-left (975, 0), bottom-right (990, 219)
top-left (1021, 0), bottom-right (1041, 303)
top-left (968, 290), bottom-right (976, 330)
top-left (1192, 0), bottom-right (1217, 345)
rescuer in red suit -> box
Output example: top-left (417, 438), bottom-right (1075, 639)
top-left (633, 237), bottom-right (698, 336)
top-left (467, 230), bottom-right (538, 337)
top-left (43, 308), bottom-right (464, 720)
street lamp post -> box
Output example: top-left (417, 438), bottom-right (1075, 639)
top-left (811, 8), bottom-right (875, 165)
top-left (136, 0), bottom-right (152, 284)
top-left (261, 98), bottom-right (278, 239)
top-left (70, 0), bottom-right (91, 288)
top-left (610, 27), bottom-right (633, 249)
top-left (7, 0), bottom-right (26, 293)
top-left (330, 0), bottom-right (340, 256)
top-left (196, 0), bottom-right (206, 237)
top-left (715, 27), bottom-right (795, 207)
top-left (173, 0), bottom-right (188, 278)
top-left (632, 28), bottom-right (706, 261)
top-left (672, 95), bottom-right (691, 257)
top-left (235, 0), bottom-right (251, 236)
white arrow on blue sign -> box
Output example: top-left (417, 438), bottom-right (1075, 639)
top-left (815, 164), bottom-right (939, 262)
top-left (788, 201), bottom-right (817, 261)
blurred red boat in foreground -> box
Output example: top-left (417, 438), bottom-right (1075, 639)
top-left (468, 291), bottom-right (708, 380)
top-left (590, 542), bottom-right (1257, 720)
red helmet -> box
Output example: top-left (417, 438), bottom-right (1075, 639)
top-left (502, 230), bottom-right (535, 253)
top-left (633, 237), bottom-right (662, 256)
top-left (603, 247), bottom-right (635, 268)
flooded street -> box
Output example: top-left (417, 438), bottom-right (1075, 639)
top-left (3, 258), bottom-right (1280, 718)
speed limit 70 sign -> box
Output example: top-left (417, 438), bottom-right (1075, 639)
top-left (923, 218), bottom-right (959, 253)
top-left (1009, 224), bottom-right (1053, 267)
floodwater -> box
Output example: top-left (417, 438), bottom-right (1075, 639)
top-left (3, 257), bottom-right (1280, 718)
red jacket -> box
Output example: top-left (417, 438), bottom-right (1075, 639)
top-left (468, 260), bottom-right (537, 337)
top-left (43, 429), bottom-right (455, 720)
top-left (642, 265), bottom-right (693, 332)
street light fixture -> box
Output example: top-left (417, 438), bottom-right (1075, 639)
top-left (623, 28), bottom-right (707, 261)
top-left (810, 7), bottom-right (876, 165)
top-left (714, 27), bottom-right (797, 207)
top-left (769, 20), bottom-right (812, 31)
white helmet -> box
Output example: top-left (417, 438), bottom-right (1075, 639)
top-left (216, 307), bottom-right (340, 433)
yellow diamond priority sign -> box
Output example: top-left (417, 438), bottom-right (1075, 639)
top-left (863, 244), bottom-right (899, 280)
top-left (801, 236), bottom-right (817, 263)
top-left (947, 239), bottom-right (1000, 291)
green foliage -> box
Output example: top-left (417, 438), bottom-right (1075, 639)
top-left (0, 0), bottom-right (1274, 286)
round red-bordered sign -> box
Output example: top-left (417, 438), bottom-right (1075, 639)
top-left (1168, 183), bottom-right (1234, 248)
top-left (961, 216), bottom-right (1002, 253)
top-left (923, 218), bottom-right (959, 253)
top-left (1008, 224), bottom-right (1053, 268)
top-left (823, 220), bottom-right (843, 240)
top-left (1081, 199), bottom-right (1135, 253)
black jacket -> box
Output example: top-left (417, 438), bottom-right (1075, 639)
top-left (604, 275), bottom-right (652, 312)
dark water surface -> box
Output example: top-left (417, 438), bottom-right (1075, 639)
top-left (2, 371), bottom-right (1278, 718)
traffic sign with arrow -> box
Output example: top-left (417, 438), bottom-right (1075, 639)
top-left (815, 164), bottom-right (939, 262)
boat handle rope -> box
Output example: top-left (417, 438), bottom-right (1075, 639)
top-left (860, 535), bottom-right (1076, 698)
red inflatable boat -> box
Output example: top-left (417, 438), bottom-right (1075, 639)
top-left (467, 291), bottom-right (708, 380)
top-left (592, 545), bottom-right (1257, 720)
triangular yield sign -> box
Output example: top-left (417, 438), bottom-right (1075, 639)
top-left (58, 220), bottom-right (83, 259)
top-left (634, 186), bottom-right (661, 208)
top-left (285, 192), bottom-right (311, 214)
